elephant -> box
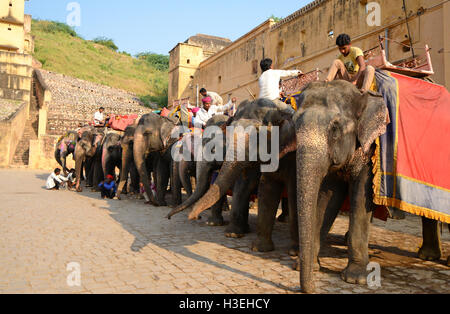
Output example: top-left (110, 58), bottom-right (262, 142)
top-left (102, 132), bottom-right (122, 180)
top-left (133, 113), bottom-right (180, 206)
top-left (184, 99), bottom-right (298, 241)
top-left (171, 115), bottom-right (231, 207)
top-left (292, 80), bottom-right (389, 293)
top-left (117, 125), bottom-right (141, 199)
top-left (55, 131), bottom-right (78, 174)
top-left (75, 127), bottom-right (105, 192)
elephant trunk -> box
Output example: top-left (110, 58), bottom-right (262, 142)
top-left (188, 161), bottom-right (244, 220)
top-left (297, 134), bottom-right (328, 294)
top-left (134, 133), bottom-right (159, 206)
top-left (102, 146), bottom-right (108, 179)
top-left (117, 144), bottom-right (131, 198)
top-left (167, 160), bottom-right (215, 219)
top-left (74, 149), bottom-right (84, 192)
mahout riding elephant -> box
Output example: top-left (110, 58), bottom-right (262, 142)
top-left (117, 125), bottom-right (141, 199)
top-left (133, 113), bottom-right (180, 206)
top-left (75, 127), bottom-right (105, 192)
top-left (55, 131), bottom-right (78, 174)
top-left (292, 80), bottom-right (390, 293)
top-left (184, 99), bottom-right (297, 241)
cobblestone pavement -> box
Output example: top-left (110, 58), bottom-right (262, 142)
top-left (0, 169), bottom-right (448, 294)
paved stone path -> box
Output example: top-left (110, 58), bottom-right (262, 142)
top-left (0, 169), bottom-right (448, 294)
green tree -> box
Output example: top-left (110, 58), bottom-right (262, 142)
top-left (92, 37), bottom-right (119, 51)
top-left (135, 52), bottom-right (169, 72)
top-left (269, 15), bottom-right (283, 22)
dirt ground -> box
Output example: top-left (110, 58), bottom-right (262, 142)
top-left (0, 169), bottom-right (448, 294)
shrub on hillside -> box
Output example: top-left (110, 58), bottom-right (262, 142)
top-left (38, 20), bottom-right (79, 37)
top-left (92, 37), bottom-right (119, 51)
top-left (136, 52), bottom-right (169, 72)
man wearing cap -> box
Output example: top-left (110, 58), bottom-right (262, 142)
top-left (194, 96), bottom-right (234, 128)
top-left (199, 88), bottom-right (223, 107)
top-left (98, 175), bottom-right (117, 199)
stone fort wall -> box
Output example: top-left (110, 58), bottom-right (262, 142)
top-left (170, 0), bottom-right (450, 105)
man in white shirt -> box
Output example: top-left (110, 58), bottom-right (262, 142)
top-left (94, 107), bottom-right (106, 127)
top-left (194, 96), bottom-right (236, 129)
top-left (46, 168), bottom-right (68, 190)
top-left (258, 58), bottom-right (302, 113)
top-left (199, 88), bottom-right (223, 107)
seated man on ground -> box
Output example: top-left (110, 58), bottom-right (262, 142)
top-left (98, 175), bottom-right (117, 199)
top-left (46, 168), bottom-right (67, 191)
top-left (65, 169), bottom-right (77, 191)
top-left (325, 33), bottom-right (375, 93)
top-left (258, 58), bottom-right (302, 114)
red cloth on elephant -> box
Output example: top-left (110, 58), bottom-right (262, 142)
top-left (108, 114), bottom-right (138, 131)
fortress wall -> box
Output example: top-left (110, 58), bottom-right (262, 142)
top-left (170, 0), bottom-right (449, 105)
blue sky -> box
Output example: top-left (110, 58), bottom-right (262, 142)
top-left (26, 0), bottom-right (311, 56)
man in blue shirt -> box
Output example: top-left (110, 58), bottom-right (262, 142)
top-left (99, 175), bottom-right (117, 199)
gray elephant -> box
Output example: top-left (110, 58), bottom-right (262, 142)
top-left (168, 115), bottom-right (234, 225)
top-left (171, 115), bottom-right (230, 207)
top-left (117, 125), bottom-right (141, 199)
top-left (292, 80), bottom-right (389, 293)
top-left (75, 127), bottom-right (105, 192)
top-left (133, 113), bottom-right (180, 206)
top-left (102, 132), bottom-right (122, 179)
top-left (55, 131), bottom-right (78, 174)
top-left (184, 99), bottom-right (297, 242)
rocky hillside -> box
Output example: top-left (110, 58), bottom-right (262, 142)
top-left (39, 69), bottom-right (153, 135)
top-left (31, 20), bottom-right (168, 106)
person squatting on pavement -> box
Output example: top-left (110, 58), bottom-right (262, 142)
top-left (98, 175), bottom-right (117, 199)
top-left (46, 168), bottom-right (68, 191)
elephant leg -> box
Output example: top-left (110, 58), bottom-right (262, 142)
top-left (288, 182), bottom-right (299, 257)
top-left (130, 162), bottom-right (140, 194)
top-left (92, 160), bottom-right (104, 192)
top-left (206, 196), bottom-right (227, 226)
top-left (341, 165), bottom-right (373, 285)
top-left (85, 159), bottom-right (94, 187)
top-left (156, 158), bottom-right (169, 206)
top-left (418, 217), bottom-right (442, 261)
top-left (277, 198), bottom-right (289, 223)
top-left (179, 160), bottom-right (193, 197)
top-left (171, 161), bottom-right (182, 207)
top-left (252, 176), bottom-right (282, 252)
top-left (320, 178), bottom-right (349, 247)
top-left (225, 173), bottom-right (258, 238)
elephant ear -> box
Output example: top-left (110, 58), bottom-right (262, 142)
top-left (358, 91), bottom-right (389, 154)
top-left (279, 119), bottom-right (297, 159)
top-left (160, 121), bottom-right (177, 149)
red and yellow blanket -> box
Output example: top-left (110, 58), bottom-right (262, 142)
top-left (373, 70), bottom-right (450, 223)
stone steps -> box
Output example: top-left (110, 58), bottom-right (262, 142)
top-left (11, 90), bottom-right (39, 166)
